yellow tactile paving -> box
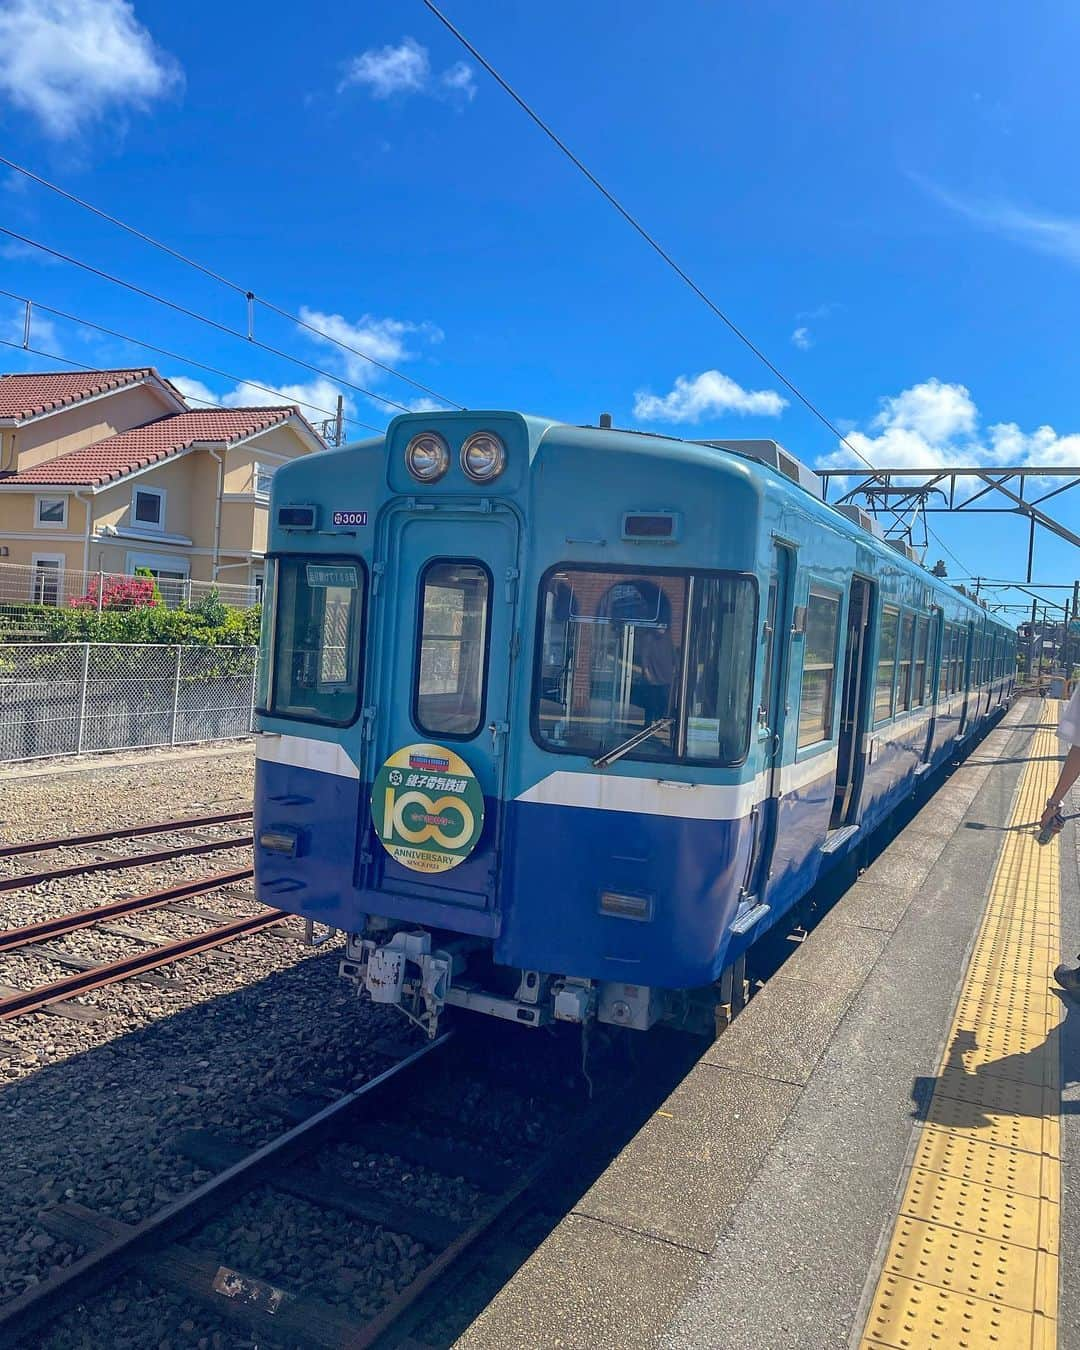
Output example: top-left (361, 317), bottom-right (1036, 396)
top-left (860, 706), bottom-right (1065, 1350)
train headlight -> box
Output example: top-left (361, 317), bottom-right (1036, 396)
top-left (460, 431), bottom-right (506, 483)
top-left (405, 431), bottom-right (450, 483)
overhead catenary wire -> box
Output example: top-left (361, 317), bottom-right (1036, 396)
top-left (0, 338), bottom-right (379, 436)
top-left (0, 289), bottom-right (383, 434)
top-left (0, 154), bottom-right (464, 411)
top-left (0, 226), bottom-right (420, 415)
top-left (419, 0), bottom-right (977, 577)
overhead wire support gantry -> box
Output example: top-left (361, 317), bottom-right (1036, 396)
top-left (817, 465), bottom-right (1080, 583)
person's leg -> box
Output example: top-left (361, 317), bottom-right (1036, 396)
top-left (1043, 744), bottom-right (1080, 992)
top-left (1039, 744), bottom-right (1080, 834)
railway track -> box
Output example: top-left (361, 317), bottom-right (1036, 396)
top-left (0, 808), bottom-right (252, 859)
top-left (0, 1027), bottom-right (693, 1349)
top-left (0, 810), bottom-right (278, 1022)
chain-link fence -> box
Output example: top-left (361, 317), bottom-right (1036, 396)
top-left (0, 643), bottom-right (258, 763)
top-left (0, 562), bottom-right (260, 639)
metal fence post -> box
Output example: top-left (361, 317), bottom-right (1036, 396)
top-left (75, 643), bottom-right (90, 754)
top-left (170, 645), bottom-right (182, 745)
top-left (249, 652), bottom-right (259, 732)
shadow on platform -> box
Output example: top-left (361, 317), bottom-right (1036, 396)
top-left (911, 990), bottom-right (1079, 1126)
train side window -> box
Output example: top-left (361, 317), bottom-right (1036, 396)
top-left (413, 560), bottom-right (491, 739)
top-left (898, 612), bottom-right (915, 712)
top-left (263, 556), bottom-right (365, 726)
top-left (683, 576), bottom-right (757, 761)
top-left (875, 605), bottom-right (899, 722)
top-left (532, 565), bottom-right (756, 766)
top-left (759, 577), bottom-right (778, 726)
top-left (913, 617), bottom-right (929, 706)
top-left (797, 587), bottom-right (840, 749)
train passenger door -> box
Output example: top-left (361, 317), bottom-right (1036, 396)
top-left (743, 542), bottom-right (794, 902)
top-left (920, 607), bottom-right (944, 765)
top-left (360, 504), bottom-right (521, 916)
top-left (830, 576), bottom-right (873, 829)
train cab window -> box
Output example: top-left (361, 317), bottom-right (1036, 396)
top-left (533, 566), bottom-right (756, 765)
top-left (264, 557), bottom-right (365, 726)
top-left (414, 560), bottom-right (491, 738)
top-left (913, 617), bottom-right (929, 706)
top-left (897, 613), bottom-right (915, 712)
top-left (875, 606), bottom-right (899, 722)
top-left (797, 588), bottom-right (840, 748)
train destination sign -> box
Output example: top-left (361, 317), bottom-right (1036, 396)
top-left (305, 564), bottom-right (359, 588)
top-left (372, 743), bottom-right (485, 873)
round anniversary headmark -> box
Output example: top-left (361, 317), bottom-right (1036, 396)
top-left (371, 743), bottom-right (485, 874)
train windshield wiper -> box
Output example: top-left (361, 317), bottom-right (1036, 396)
top-left (592, 717), bottom-right (673, 769)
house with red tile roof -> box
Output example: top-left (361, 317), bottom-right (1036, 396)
top-left (0, 367), bottom-right (325, 601)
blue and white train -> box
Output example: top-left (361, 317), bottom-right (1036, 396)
top-left (253, 414), bottom-right (1015, 1037)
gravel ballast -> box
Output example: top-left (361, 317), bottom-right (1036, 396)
top-left (0, 743), bottom-right (407, 1316)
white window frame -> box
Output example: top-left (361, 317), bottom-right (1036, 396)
top-left (131, 485), bottom-right (166, 532)
top-left (30, 552), bottom-right (65, 605)
top-left (254, 462), bottom-right (274, 497)
top-left (124, 550), bottom-right (190, 578)
top-left (34, 494), bottom-right (68, 529)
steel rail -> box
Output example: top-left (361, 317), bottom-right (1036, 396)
top-left (0, 906), bottom-right (287, 1021)
top-left (0, 835), bottom-right (252, 892)
top-left (0, 1035), bottom-right (453, 1347)
top-left (0, 810), bottom-right (253, 859)
top-left (0, 868), bottom-right (253, 953)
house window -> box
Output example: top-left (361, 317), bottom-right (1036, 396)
top-left (132, 487), bottom-right (166, 530)
top-left (35, 496), bottom-right (68, 528)
top-left (254, 463), bottom-right (274, 496)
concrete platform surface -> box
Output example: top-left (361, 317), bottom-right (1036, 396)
top-left (456, 699), bottom-right (1078, 1350)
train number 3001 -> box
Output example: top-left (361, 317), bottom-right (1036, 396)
top-left (332, 510), bottom-right (369, 527)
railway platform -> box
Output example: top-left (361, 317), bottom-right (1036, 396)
top-left (457, 696), bottom-right (1078, 1349)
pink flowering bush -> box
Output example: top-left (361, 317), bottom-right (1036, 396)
top-left (69, 576), bottom-right (159, 611)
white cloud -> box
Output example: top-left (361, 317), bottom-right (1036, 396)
top-left (791, 326), bottom-right (811, 350)
top-left (819, 376), bottom-right (1080, 473)
top-left (914, 174), bottom-right (1080, 268)
top-left (168, 301), bottom-right (444, 424)
top-left (633, 369), bottom-right (787, 423)
top-left (338, 35), bottom-right (475, 104)
top-left (0, 0), bottom-right (181, 139)
top-left (872, 377), bottom-right (976, 444)
top-left (298, 306), bottom-right (442, 386)
top-left (338, 37), bottom-right (429, 99)
top-left (170, 374), bottom-right (350, 426)
top-left (439, 61), bottom-right (476, 101)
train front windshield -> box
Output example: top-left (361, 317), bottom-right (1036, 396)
top-left (260, 557), bottom-right (366, 726)
top-left (534, 567), bottom-right (757, 765)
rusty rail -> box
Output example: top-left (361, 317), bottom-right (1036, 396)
top-left (0, 869), bottom-right (254, 953)
top-left (0, 907), bottom-right (287, 1020)
top-left (0, 836), bottom-right (252, 893)
top-left (0, 810), bottom-right (252, 859)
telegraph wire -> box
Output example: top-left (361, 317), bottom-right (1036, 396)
top-left (0, 288), bottom-right (383, 433)
top-left (418, 0), bottom-right (977, 577)
top-left (1, 226), bottom-right (417, 414)
top-left (0, 338), bottom-right (382, 435)
top-left (0, 154), bottom-right (464, 410)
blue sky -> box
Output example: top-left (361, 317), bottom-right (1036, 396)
top-left (2, 0), bottom-right (1080, 620)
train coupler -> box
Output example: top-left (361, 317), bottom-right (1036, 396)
top-left (341, 930), bottom-right (452, 1039)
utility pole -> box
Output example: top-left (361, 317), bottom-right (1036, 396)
top-left (334, 394), bottom-right (344, 448)
top-left (1030, 597), bottom-right (1039, 687)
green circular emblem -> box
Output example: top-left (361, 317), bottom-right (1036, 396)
top-left (371, 742), bottom-right (485, 873)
